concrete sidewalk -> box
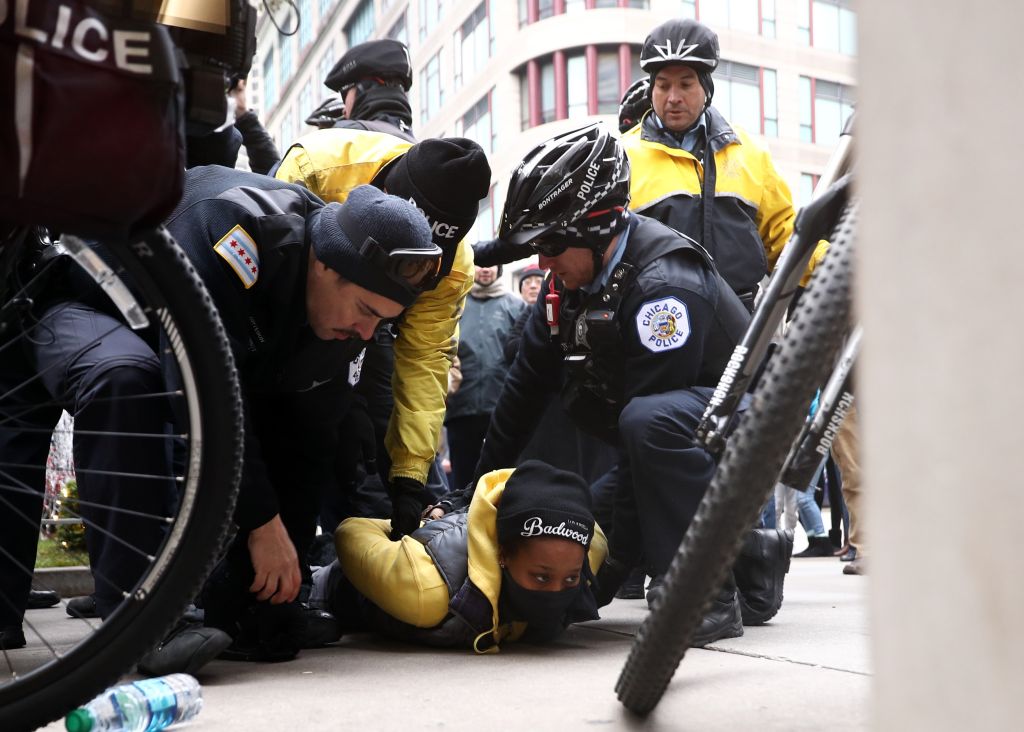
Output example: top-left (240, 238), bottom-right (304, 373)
top-left (36, 557), bottom-right (871, 731)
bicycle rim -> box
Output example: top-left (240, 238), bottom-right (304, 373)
top-left (0, 229), bottom-right (242, 731)
top-left (615, 201), bottom-right (858, 716)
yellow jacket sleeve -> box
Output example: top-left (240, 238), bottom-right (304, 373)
top-left (386, 239), bottom-right (473, 483)
top-left (334, 517), bottom-right (451, 628)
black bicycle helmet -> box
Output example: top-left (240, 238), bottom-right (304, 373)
top-left (499, 123), bottom-right (630, 249)
top-left (618, 77), bottom-right (651, 133)
top-left (640, 18), bottom-right (720, 109)
top-left (325, 39), bottom-right (413, 93)
top-left (305, 96), bottom-right (347, 129)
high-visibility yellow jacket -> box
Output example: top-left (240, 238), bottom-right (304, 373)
top-left (335, 468), bottom-right (608, 651)
top-left (622, 109), bottom-right (824, 292)
top-left (275, 129), bottom-right (472, 484)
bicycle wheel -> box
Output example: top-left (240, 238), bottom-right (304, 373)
top-left (615, 201), bottom-right (858, 716)
top-left (0, 228), bottom-right (242, 731)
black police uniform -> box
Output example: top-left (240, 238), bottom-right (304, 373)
top-left (463, 213), bottom-right (750, 577)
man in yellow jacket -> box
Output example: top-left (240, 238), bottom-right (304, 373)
top-left (275, 129), bottom-right (491, 537)
top-left (311, 460), bottom-right (607, 650)
top-left (623, 18), bottom-right (822, 309)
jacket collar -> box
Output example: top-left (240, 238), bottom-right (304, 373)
top-left (640, 106), bottom-right (739, 155)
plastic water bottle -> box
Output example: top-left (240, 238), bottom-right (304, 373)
top-left (64, 673), bottom-right (203, 732)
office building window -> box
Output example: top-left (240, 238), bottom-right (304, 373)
top-left (679, 0), bottom-right (697, 18)
top-left (699, 0), bottom-right (759, 35)
top-left (799, 173), bottom-right (820, 207)
top-left (567, 52), bottom-right (588, 119)
top-left (800, 0), bottom-right (856, 54)
top-left (299, 81), bottom-right (314, 126)
top-left (280, 37), bottom-right (294, 85)
top-left (800, 76), bottom-right (854, 145)
top-left (761, 68), bottom-right (777, 137)
top-left (419, 0), bottom-right (443, 41)
top-left (460, 91), bottom-right (495, 153)
top-left (420, 51), bottom-right (442, 125)
top-left (262, 50), bottom-right (278, 110)
top-left (346, 0), bottom-right (375, 46)
top-left (280, 109), bottom-right (295, 149)
top-left (319, 0), bottom-right (335, 20)
top-left (761, 0), bottom-right (776, 38)
top-left (520, 71), bottom-right (531, 129)
top-left (539, 57), bottom-right (556, 124)
top-left (596, 49), bottom-right (620, 114)
top-left (387, 12), bottom-right (408, 44)
top-left (454, 2), bottom-right (494, 89)
top-left (714, 60), bottom-right (761, 135)
top-left (468, 186), bottom-right (495, 243)
top-left (318, 45), bottom-right (335, 91)
top-left (298, 0), bottom-right (313, 48)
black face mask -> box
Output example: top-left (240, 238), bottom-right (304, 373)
top-left (500, 569), bottom-right (581, 630)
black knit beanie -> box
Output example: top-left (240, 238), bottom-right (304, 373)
top-left (496, 461), bottom-right (595, 550)
top-left (381, 138), bottom-right (491, 277)
top-left (310, 185), bottom-right (437, 307)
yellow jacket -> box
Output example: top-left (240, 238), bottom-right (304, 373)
top-left (622, 110), bottom-right (825, 290)
top-left (275, 129), bottom-right (473, 484)
top-left (335, 468), bottom-right (608, 651)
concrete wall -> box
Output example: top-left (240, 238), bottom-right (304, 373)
top-left (858, 1), bottom-right (1024, 728)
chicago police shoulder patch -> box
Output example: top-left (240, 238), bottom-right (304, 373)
top-left (635, 296), bottom-right (690, 353)
top-left (214, 224), bottom-right (260, 289)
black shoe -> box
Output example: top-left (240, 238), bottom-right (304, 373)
top-left (218, 602), bottom-right (304, 663)
top-left (646, 579), bottom-right (744, 647)
top-left (734, 527), bottom-right (794, 626)
top-left (0, 625), bottom-right (26, 650)
top-left (592, 557), bottom-right (635, 608)
top-left (137, 620), bottom-right (233, 677)
top-left (299, 605), bottom-right (342, 648)
top-left (793, 535), bottom-right (834, 558)
top-left (27, 590), bottom-right (60, 609)
top-left (615, 567), bottom-right (647, 600)
top-left (66, 595), bottom-right (99, 619)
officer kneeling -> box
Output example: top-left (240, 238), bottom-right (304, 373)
top-left (433, 124), bottom-right (791, 646)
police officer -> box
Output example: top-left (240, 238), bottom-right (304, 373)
top-left (624, 18), bottom-right (823, 308)
top-left (317, 38), bottom-right (416, 142)
top-left (275, 129), bottom-right (491, 539)
top-left (431, 124), bottom-right (772, 645)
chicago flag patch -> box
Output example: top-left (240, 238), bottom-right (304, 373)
top-left (636, 296), bottom-right (690, 352)
top-left (214, 224), bottom-right (259, 288)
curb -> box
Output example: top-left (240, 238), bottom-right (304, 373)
top-left (32, 566), bottom-right (94, 598)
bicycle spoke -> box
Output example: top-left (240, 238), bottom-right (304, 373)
top-left (0, 482), bottom-right (176, 524)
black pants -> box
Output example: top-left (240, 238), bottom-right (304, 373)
top-left (445, 414), bottom-right (492, 494)
top-left (591, 387), bottom-right (717, 578)
top-left (0, 303), bottom-right (175, 624)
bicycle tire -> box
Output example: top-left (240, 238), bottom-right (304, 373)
top-left (0, 229), bottom-right (243, 731)
top-left (615, 201), bottom-right (858, 716)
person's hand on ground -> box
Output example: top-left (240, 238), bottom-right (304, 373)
top-left (248, 514), bottom-right (301, 604)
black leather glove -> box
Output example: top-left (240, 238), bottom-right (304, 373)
top-left (473, 237), bottom-right (534, 267)
top-left (389, 477), bottom-right (428, 539)
top-left (592, 557), bottom-right (634, 608)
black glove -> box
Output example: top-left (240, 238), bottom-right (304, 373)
top-left (592, 557), bottom-right (634, 608)
top-left (389, 477), bottom-right (428, 539)
top-left (473, 237), bottom-right (534, 267)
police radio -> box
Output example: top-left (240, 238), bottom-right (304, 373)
top-left (545, 278), bottom-right (560, 336)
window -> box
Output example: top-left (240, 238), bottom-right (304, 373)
top-left (700, 0), bottom-right (759, 35)
top-left (594, 0), bottom-right (617, 7)
top-left (800, 0), bottom-right (857, 54)
top-left (520, 71), bottom-right (531, 129)
top-left (567, 52), bottom-right (588, 119)
top-left (318, 0), bottom-right (335, 19)
top-left (539, 57), bottom-right (556, 124)
top-left (318, 45), bottom-right (336, 91)
top-left (761, 0), bottom-right (776, 38)
top-left (454, 2), bottom-right (494, 89)
top-left (280, 37), bottom-right (294, 85)
top-left (798, 173), bottom-right (820, 207)
top-left (800, 76), bottom-right (855, 146)
top-left (761, 68), bottom-right (777, 137)
top-left (596, 50), bottom-right (620, 115)
top-left (460, 92), bottom-right (495, 153)
top-left (538, 0), bottom-right (554, 20)
top-left (468, 186), bottom-right (495, 243)
top-left (262, 50), bottom-right (278, 110)
top-left (346, 0), bottom-right (375, 47)
top-left (299, 0), bottom-right (313, 48)
top-left (419, 0), bottom-right (442, 41)
top-left (714, 60), bottom-right (761, 135)
top-left (280, 109), bottom-right (295, 149)
top-left (626, 1), bottom-right (650, 7)
top-left (679, 0), bottom-right (697, 18)
top-left (387, 12), bottom-right (408, 44)
top-left (299, 81), bottom-right (314, 126)
top-left (420, 51), bottom-right (442, 125)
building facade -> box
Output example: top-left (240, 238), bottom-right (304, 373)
top-left (252, 0), bottom-right (856, 244)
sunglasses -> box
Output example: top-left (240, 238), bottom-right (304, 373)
top-left (529, 236), bottom-right (570, 258)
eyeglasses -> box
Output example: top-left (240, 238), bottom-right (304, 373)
top-left (529, 236), bottom-right (570, 258)
top-left (359, 237), bottom-right (444, 292)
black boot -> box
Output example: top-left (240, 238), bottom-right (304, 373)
top-left (793, 535), bottom-right (834, 558)
top-left (615, 567), bottom-right (647, 600)
top-left (645, 576), bottom-right (744, 647)
top-left (734, 527), bottom-right (794, 625)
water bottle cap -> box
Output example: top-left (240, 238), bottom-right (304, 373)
top-left (65, 709), bottom-right (94, 732)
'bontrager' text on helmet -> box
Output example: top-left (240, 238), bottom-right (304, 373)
top-left (499, 123), bottom-right (630, 248)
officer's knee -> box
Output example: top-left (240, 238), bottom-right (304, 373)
top-left (618, 391), bottom-right (703, 453)
top-left (75, 359), bottom-right (163, 415)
